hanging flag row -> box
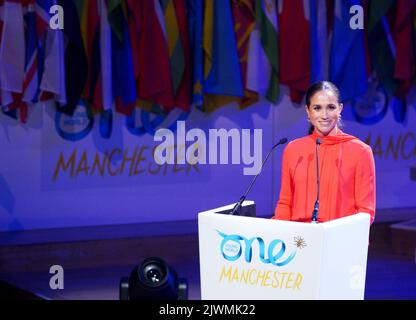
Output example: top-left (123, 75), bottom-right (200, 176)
top-left (0, 0), bottom-right (415, 123)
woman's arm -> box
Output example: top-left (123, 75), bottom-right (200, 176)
top-left (355, 146), bottom-right (376, 224)
top-left (273, 146), bottom-right (293, 220)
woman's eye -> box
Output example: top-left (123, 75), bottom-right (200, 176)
top-left (314, 106), bottom-right (321, 111)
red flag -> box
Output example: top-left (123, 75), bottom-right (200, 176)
top-left (137, 0), bottom-right (174, 111)
top-left (392, 0), bottom-right (416, 98)
top-left (126, 0), bottom-right (141, 82)
top-left (172, 0), bottom-right (191, 112)
top-left (81, 0), bottom-right (100, 107)
top-left (279, 0), bottom-right (310, 103)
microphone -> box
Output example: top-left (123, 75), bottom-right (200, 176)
top-left (229, 138), bottom-right (288, 215)
top-left (311, 138), bottom-right (321, 223)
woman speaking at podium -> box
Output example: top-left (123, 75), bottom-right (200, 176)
top-left (273, 81), bottom-right (376, 224)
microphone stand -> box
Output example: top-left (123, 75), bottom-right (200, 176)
top-left (311, 138), bottom-right (321, 223)
top-left (230, 138), bottom-right (288, 215)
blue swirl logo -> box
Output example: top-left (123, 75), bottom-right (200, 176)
top-left (55, 103), bottom-right (189, 141)
top-left (217, 230), bottom-right (297, 267)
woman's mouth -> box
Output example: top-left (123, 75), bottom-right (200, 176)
top-left (319, 121), bottom-right (331, 126)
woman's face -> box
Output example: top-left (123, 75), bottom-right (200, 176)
top-left (305, 90), bottom-right (343, 136)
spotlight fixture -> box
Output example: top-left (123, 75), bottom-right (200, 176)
top-left (119, 257), bottom-right (188, 300)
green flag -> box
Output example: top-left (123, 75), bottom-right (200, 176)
top-left (254, 0), bottom-right (279, 103)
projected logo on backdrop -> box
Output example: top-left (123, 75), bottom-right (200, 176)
top-left (55, 104), bottom-right (189, 141)
top-left (350, 82), bottom-right (388, 125)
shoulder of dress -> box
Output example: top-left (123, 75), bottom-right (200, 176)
top-left (287, 136), bottom-right (312, 148)
top-left (346, 138), bottom-right (373, 153)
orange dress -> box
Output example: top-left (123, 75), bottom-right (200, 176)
top-left (273, 130), bottom-right (376, 224)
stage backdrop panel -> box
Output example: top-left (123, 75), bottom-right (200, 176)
top-left (1, 88), bottom-right (416, 232)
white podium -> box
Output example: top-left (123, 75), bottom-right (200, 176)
top-left (198, 201), bottom-right (371, 300)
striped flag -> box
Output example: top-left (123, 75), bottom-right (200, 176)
top-left (160, 0), bottom-right (185, 97)
top-left (231, 0), bottom-right (258, 109)
top-left (257, 0), bottom-right (279, 103)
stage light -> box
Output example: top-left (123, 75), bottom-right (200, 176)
top-left (119, 257), bottom-right (188, 300)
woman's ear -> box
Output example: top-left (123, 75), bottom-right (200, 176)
top-left (339, 103), bottom-right (343, 113)
top-left (305, 105), bottom-right (310, 119)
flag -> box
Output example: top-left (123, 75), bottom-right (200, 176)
top-left (99, 0), bottom-right (113, 110)
top-left (36, 0), bottom-right (66, 105)
top-left (246, 12), bottom-right (271, 99)
top-left (108, 0), bottom-right (136, 115)
top-left (414, 8), bottom-right (416, 85)
top-left (160, 0), bottom-right (184, 97)
top-left (392, 0), bottom-right (416, 98)
top-left (22, 0), bottom-right (40, 103)
top-left (126, 0), bottom-right (141, 82)
top-left (253, 0), bottom-right (279, 103)
top-left (330, 0), bottom-right (368, 101)
top-left (0, 0), bottom-right (25, 94)
top-left (171, 0), bottom-right (191, 112)
top-left (188, 0), bottom-right (204, 108)
top-left (310, 0), bottom-right (329, 83)
top-left (279, 0), bottom-right (310, 103)
top-left (80, 0), bottom-right (101, 109)
top-left (231, 0), bottom-right (258, 109)
top-left (138, 0), bottom-right (173, 112)
top-left (0, 1), bottom-right (13, 108)
top-left (203, 0), bottom-right (244, 112)
top-left (0, 0), bottom-right (12, 108)
top-left (368, 0), bottom-right (397, 95)
top-left (56, 0), bottom-right (87, 116)
top-left (0, 0), bottom-right (27, 122)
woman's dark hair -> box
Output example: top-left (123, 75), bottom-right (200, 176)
top-left (305, 81), bottom-right (341, 134)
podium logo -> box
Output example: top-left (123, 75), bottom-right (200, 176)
top-left (217, 230), bottom-right (297, 267)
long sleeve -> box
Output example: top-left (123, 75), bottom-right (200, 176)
top-left (354, 146), bottom-right (376, 224)
top-left (273, 146), bottom-right (292, 220)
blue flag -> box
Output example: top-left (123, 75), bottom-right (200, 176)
top-left (188, 0), bottom-right (204, 107)
top-left (330, 0), bottom-right (368, 101)
top-left (204, 0), bottom-right (243, 97)
top-left (310, 0), bottom-right (329, 83)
